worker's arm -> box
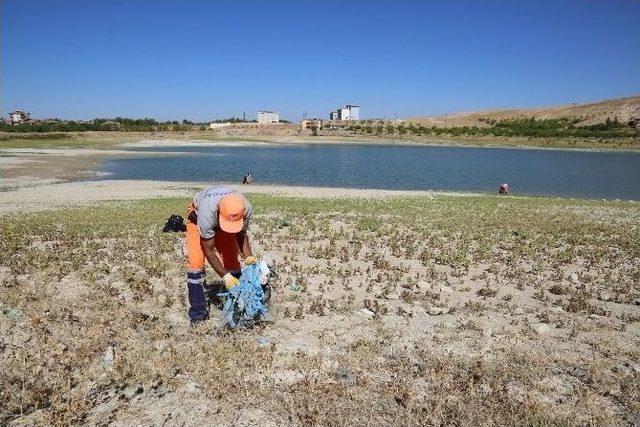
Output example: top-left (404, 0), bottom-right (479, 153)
top-left (201, 237), bottom-right (227, 277)
top-left (236, 230), bottom-right (253, 259)
top-left (202, 237), bottom-right (239, 289)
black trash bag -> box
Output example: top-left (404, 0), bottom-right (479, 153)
top-left (162, 215), bottom-right (186, 232)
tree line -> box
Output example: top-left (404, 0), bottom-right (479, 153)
top-left (347, 117), bottom-right (640, 139)
top-left (0, 117), bottom-right (228, 133)
top-left (1, 116), bottom-right (293, 133)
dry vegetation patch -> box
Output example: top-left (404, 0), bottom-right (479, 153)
top-left (1, 195), bottom-right (639, 426)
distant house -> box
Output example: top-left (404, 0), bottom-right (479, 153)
top-left (300, 118), bottom-right (323, 131)
top-left (9, 110), bottom-right (30, 125)
top-left (257, 111), bottom-right (279, 124)
top-left (329, 104), bottom-right (359, 121)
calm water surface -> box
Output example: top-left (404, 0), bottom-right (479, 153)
top-left (100, 143), bottom-right (640, 200)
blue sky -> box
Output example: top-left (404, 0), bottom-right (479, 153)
top-left (2, 0), bottom-right (639, 121)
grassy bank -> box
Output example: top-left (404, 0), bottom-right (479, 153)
top-left (1, 194), bottom-right (639, 425)
top-left (346, 118), bottom-right (640, 150)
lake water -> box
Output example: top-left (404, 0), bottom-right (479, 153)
top-left (100, 143), bottom-right (640, 200)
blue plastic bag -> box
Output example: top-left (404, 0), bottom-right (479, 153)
top-left (218, 263), bottom-right (269, 329)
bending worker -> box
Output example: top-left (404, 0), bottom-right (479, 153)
top-left (185, 187), bottom-right (256, 325)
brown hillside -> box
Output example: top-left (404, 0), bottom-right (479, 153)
top-left (408, 95), bottom-right (640, 127)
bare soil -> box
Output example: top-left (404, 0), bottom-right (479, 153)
top-left (408, 95), bottom-right (640, 128)
top-left (1, 181), bottom-right (639, 426)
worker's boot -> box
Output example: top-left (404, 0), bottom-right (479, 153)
top-left (187, 270), bottom-right (209, 325)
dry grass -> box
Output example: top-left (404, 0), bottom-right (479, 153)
top-left (1, 194), bottom-right (639, 426)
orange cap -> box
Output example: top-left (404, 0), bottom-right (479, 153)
top-left (218, 193), bottom-right (245, 233)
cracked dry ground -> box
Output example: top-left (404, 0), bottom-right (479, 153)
top-left (1, 194), bottom-right (639, 426)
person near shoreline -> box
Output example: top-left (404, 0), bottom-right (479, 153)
top-left (499, 183), bottom-right (509, 195)
top-left (185, 187), bottom-right (255, 325)
top-left (242, 172), bottom-right (253, 184)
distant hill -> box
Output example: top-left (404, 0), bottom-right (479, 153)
top-left (408, 95), bottom-right (640, 127)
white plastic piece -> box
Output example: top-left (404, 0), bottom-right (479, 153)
top-left (258, 260), bottom-right (271, 285)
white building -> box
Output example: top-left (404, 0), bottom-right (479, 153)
top-left (9, 110), bottom-right (30, 125)
top-left (344, 105), bottom-right (359, 120)
top-left (257, 111), bottom-right (279, 124)
top-left (330, 104), bottom-right (359, 121)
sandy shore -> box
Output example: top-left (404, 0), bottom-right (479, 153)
top-left (123, 136), bottom-right (640, 152)
top-left (0, 145), bottom-right (201, 183)
top-left (0, 179), bottom-right (472, 214)
top-left (122, 138), bottom-right (280, 148)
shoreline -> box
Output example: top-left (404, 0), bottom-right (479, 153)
top-left (0, 145), bottom-right (200, 184)
top-left (125, 136), bottom-right (640, 154)
top-left (0, 179), bottom-right (483, 215)
top-left (1, 178), bottom-right (636, 216)
top-left (2, 130), bottom-right (639, 152)
top-left (214, 132), bottom-right (640, 153)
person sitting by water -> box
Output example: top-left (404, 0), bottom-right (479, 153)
top-left (242, 172), bottom-right (253, 185)
top-left (499, 183), bottom-right (509, 195)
